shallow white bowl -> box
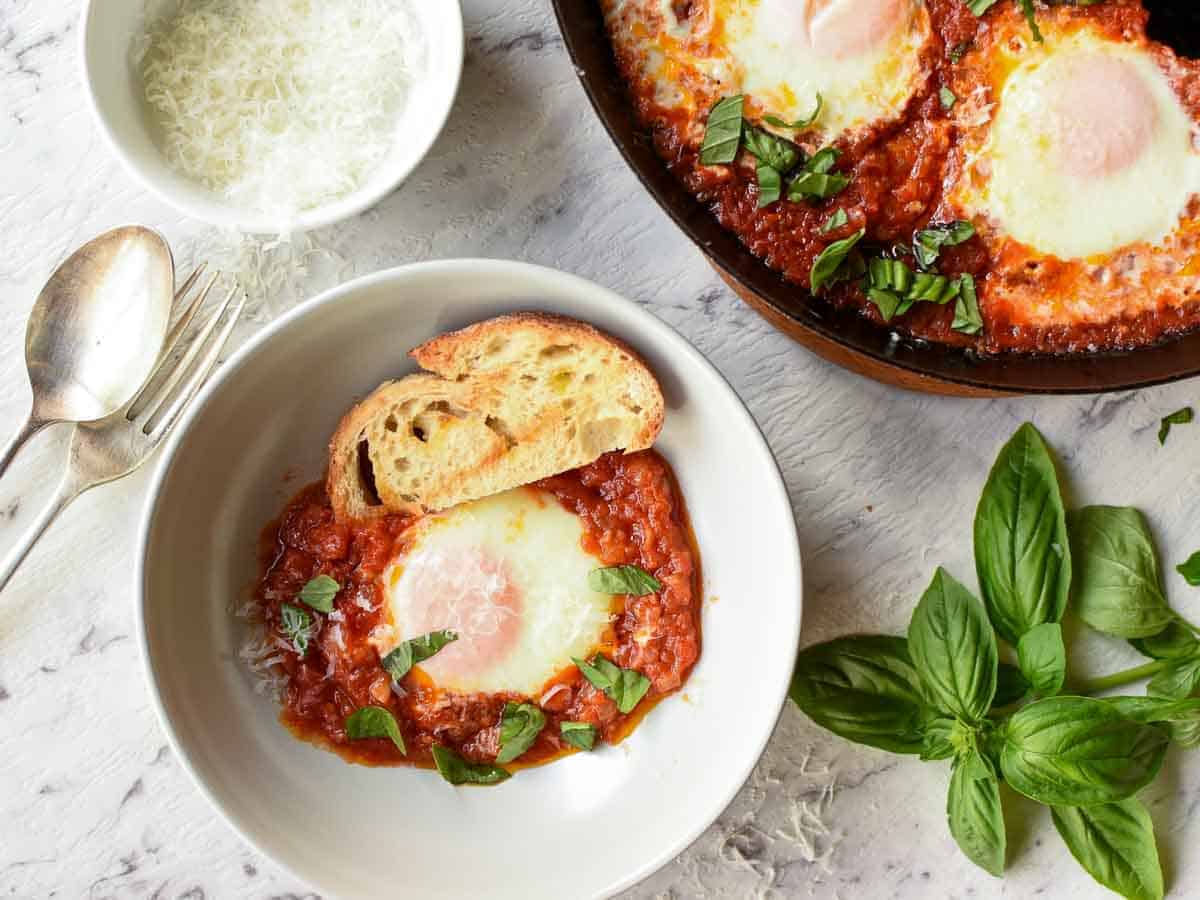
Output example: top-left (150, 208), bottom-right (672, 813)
top-left (137, 260), bottom-right (803, 899)
top-left (80, 0), bottom-right (463, 233)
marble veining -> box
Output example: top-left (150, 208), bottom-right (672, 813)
top-left (2, 1), bottom-right (1200, 898)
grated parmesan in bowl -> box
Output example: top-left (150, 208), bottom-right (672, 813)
top-left (81, 0), bottom-right (463, 232)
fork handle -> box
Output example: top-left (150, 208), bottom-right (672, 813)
top-left (0, 410), bottom-right (46, 483)
top-left (0, 469), bottom-right (85, 594)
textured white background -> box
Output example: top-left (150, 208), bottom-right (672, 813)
top-left (2, 1), bottom-right (1200, 898)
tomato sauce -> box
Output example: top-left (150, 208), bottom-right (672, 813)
top-left (250, 450), bottom-right (701, 769)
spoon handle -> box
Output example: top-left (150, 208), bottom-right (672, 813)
top-left (0, 411), bottom-right (45, 482)
top-left (0, 469), bottom-right (85, 594)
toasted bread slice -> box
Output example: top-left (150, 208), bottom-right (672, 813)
top-left (327, 313), bottom-right (665, 519)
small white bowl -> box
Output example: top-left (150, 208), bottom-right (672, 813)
top-left (80, 0), bottom-right (463, 233)
top-left (137, 260), bottom-right (803, 899)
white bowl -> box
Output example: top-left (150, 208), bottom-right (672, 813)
top-left (137, 260), bottom-right (803, 899)
top-left (80, 0), bottom-right (464, 233)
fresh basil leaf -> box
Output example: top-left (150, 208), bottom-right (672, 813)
top-left (1158, 407), bottom-right (1192, 445)
top-left (280, 603), bottom-right (313, 654)
top-left (742, 126), bottom-right (800, 173)
top-left (1148, 657), bottom-right (1200, 700)
top-left (939, 87), bottom-right (957, 111)
top-left (699, 95), bottom-right (744, 165)
top-left (1018, 0), bottom-right (1044, 41)
top-left (574, 655), bottom-right (651, 714)
top-left (1052, 799), bottom-right (1163, 900)
top-left (790, 635), bottom-right (930, 754)
top-left (382, 629), bottom-right (459, 682)
top-left (908, 568), bottom-right (998, 722)
top-left (298, 574), bottom-right (339, 613)
top-left (806, 147), bottom-right (840, 174)
top-left (966, 0), bottom-right (1002, 13)
top-left (787, 170), bottom-right (850, 202)
top-left (1000, 697), bottom-right (1169, 806)
top-left (757, 164), bottom-right (782, 207)
top-left (974, 422), bottom-right (1071, 646)
top-left (496, 702), bottom-right (546, 764)
top-left (1109, 697), bottom-right (1200, 748)
top-left (811, 228), bottom-right (866, 294)
top-left (1178, 551), bottom-right (1200, 586)
top-left (913, 220), bottom-right (975, 269)
top-left (1069, 506), bottom-right (1174, 640)
top-left (821, 209), bottom-right (848, 233)
top-left (1017, 622), bottom-right (1066, 697)
top-left (948, 749), bottom-right (1006, 877)
top-left (588, 565), bottom-right (661, 596)
top-left (560, 721), bottom-right (597, 751)
top-left (922, 716), bottom-right (972, 761)
top-left (345, 706), bottom-right (406, 755)
top-left (994, 662), bottom-right (1030, 708)
top-left (952, 273), bottom-right (983, 335)
top-left (949, 40), bottom-right (972, 62)
top-left (1130, 621), bottom-right (1199, 660)
top-left (763, 93), bottom-right (822, 130)
top-left (431, 744), bottom-right (510, 785)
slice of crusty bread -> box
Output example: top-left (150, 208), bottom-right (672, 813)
top-left (327, 312), bottom-right (665, 519)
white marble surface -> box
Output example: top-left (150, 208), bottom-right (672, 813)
top-left (2, 1), bottom-right (1200, 898)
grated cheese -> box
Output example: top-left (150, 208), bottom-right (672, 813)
top-left (137, 0), bottom-right (424, 221)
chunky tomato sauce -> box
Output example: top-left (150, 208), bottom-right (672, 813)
top-left (251, 450), bottom-right (701, 769)
top-left (607, 0), bottom-right (1200, 354)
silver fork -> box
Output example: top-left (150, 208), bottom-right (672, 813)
top-left (0, 270), bottom-right (246, 593)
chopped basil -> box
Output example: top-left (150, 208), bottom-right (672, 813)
top-left (939, 87), bottom-right (957, 110)
top-left (806, 147), bottom-right (840, 174)
top-left (949, 40), bottom-right (972, 62)
top-left (1178, 552), bottom-right (1200, 586)
top-left (913, 221), bottom-right (975, 270)
top-left (763, 93), bottom-right (823, 130)
top-left (573, 654), bottom-right (651, 714)
top-left (742, 126), bottom-right (800, 173)
top-left (382, 629), bottom-right (459, 682)
top-left (560, 721), bottom-right (598, 751)
top-left (496, 702), bottom-right (546, 764)
top-left (1018, 0), bottom-right (1043, 41)
top-left (431, 744), bottom-right (510, 786)
top-left (297, 574), bottom-right (339, 613)
top-left (588, 565), bottom-right (661, 596)
top-left (866, 256), bottom-right (963, 321)
top-left (953, 273), bottom-right (983, 335)
top-left (699, 95), bottom-right (744, 165)
top-left (345, 706), bottom-right (406, 755)
top-left (787, 147), bottom-right (851, 202)
top-left (1158, 407), bottom-right (1193, 445)
top-left (757, 164), bottom-right (782, 207)
top-left (811, 228), bottom-right (866, 294)
top-left (966, 0), bottom-right (1002, 14)
top-left (279, 603), bottom-right (313, 654)
top-left (821, 209), bottom-right (848, 233)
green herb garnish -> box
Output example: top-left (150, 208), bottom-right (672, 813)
top-left (763, 93), bottom-right (822, 130)
top-left (821, 209), bottom-right (848, 233)
top-left (496, 702), bottom-right (546, 764)
top-left (914, 220), bottom-right (975, 269)
top-left (756, 164), bottom-right (782, 207)
top-left (952, 273), bottom-right (983, 335)
top-left (573, 655), bottom-right (651, 714)
top-left (345, 706), bottom-right (406, 755)
top-left (742, 126), bottom-right (800, 173)
top-left (1158, 407), bottom-right (1193, 445)
top-left (280, 603), bottom-right (313, 654)
top-left (297, 574), bottom-right (339, 613)
top-left (382, 629), bottom-right (459, 682)
top-left (588, 565), bottom-right (661, 596)
top-left (949, 40), bottom-right (972, 63)
top-left (699, 95), bottom-right (744, 165)
top-left (810, 228), bottom-right (866, 294)
top-left (431, 745), bottom-right (510, 786)
top-left (560, 721), bottom-right (598, 751)
top-left (939, 87), bottom-right (957, 110)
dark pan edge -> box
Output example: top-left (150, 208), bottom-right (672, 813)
top-left (551, 0), bottom-right (1200, 395)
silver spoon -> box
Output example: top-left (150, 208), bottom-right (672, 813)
top-left (0, 226), bottom-right (176, 480)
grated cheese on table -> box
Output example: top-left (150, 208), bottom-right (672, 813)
top-left (136, 0), bottom-right (423, 220)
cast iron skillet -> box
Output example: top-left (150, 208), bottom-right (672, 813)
top-left (551, 0), bottom-right (1200, 395)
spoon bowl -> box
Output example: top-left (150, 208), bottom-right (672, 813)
top-left (1, 226), bottom-right (175, 476)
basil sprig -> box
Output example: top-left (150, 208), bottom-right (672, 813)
top-left (698, 95), bottom-right (744, 165)
top-left (345, 706), bottom-right (406, 755)
top-left (1159, 407), bottom-right (1193, 445)
top-left (588, 565), bottom-right (661, 596)
top-left (298, 574), bottom-right (339, 613)
top-left (280, 603), bottom-right (314, 654)
top-left (560, 721), bottom-right (598, 751)
top-left (574, 655), bottom-right (651, 714)
top-left (432, 745), bottom-right (510, 786)
top-left (382, 629), bottom-right (459, 682)
top-left (496, 702), bottom-right (546, 764)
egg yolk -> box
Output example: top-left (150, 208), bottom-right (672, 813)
top-left (760, 0), bottom-right (905, 60)
top-left (396, 546), bottom-right (523, 680)
top-left (1047, 54), bottom-right (1158, 179)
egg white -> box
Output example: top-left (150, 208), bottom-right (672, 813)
top-left (377, 488), bottom-right (613, 696)
top-left (972, 30), bottom-right (1200, 259)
